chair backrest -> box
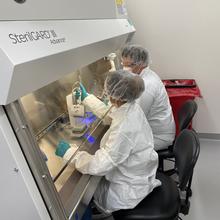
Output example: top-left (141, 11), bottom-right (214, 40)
top-left (178, 100), bottom-right (198, 132)
top-left (173, 129), bottom-right (200, 190)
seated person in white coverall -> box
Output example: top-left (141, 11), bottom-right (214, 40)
top-left (121, 45), bottom-right (176, 150)
top-left (56, 70), bottom-right (161, 214)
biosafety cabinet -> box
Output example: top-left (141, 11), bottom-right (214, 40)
top-left (0, 1), bottom-right (135, 219)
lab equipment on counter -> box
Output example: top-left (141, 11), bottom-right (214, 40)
top-left (66, 83), bottom-right (88, 137)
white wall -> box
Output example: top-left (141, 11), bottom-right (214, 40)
top-left (126, 0), bottom-right (220, 134)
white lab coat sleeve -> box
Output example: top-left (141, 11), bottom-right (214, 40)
top-left (137, 91), bottom-right (154, 116)
top-left (83, 94), bottom-right (112, 125)
top-left (74, 131), bottom-right (133, 176)
top-left (63, 145), bottom-right (78, 163)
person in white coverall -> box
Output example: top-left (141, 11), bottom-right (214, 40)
top-left (56, 70), bottom-right (160, 214)
top-left (121, 45), bottom-right (176, 151)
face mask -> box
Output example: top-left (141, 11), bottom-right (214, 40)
top-left (123, 66), bottom-right (132, 71)
top-left (123, 67), bottom-right (138, 77)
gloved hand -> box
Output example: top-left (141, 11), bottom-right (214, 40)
top-left (103, 97), bottom-right (109, 106)
top-left (63, 145), bottom-right (78, 165)
top-left (55, 140), bottom-right (70, 157)
top-left (80, 83), bottom-right (88, 101)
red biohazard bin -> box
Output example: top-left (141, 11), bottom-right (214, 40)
top-left (162, 79), bottom-right (202, 135)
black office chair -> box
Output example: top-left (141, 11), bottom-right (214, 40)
top-left (112, 129), bottom-right (200, 220)
top-left (158, 99), bottom-right (198, 171)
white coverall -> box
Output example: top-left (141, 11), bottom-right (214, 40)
top-left (64, 97), bottom-right (160, 213)
top-left (138, 67), bottom-right (176, 150)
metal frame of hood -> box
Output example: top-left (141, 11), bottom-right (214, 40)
top-left (4, 101), bottom-right (67, 219)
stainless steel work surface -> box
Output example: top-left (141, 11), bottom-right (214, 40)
top-left (37, 112), bottom-right (109, 217)
top-left (37, 112), bottom-right (99, 189)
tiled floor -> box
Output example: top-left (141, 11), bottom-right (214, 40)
top-left (98, 138), bottom-right (220, 220)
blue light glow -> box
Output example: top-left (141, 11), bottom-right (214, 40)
top-left (74, 112), bottom-right (97, 143)
top-left (83, 132), bottom-right (96, 144)
top-left (80, 112), bottom-right (97, 126)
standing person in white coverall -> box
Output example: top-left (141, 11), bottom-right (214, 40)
top-left (56, 70), bottom-right (160, 214)
top-left (121, 45), bottom-right (176, 151)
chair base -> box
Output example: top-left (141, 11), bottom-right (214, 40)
top-left (180, 200), bottom-right (190, 215)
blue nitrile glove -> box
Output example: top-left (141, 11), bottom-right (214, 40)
top-left (55, 140), bottom-right (70, 157)
top-left (80, 83), bottom-right (88, 101)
